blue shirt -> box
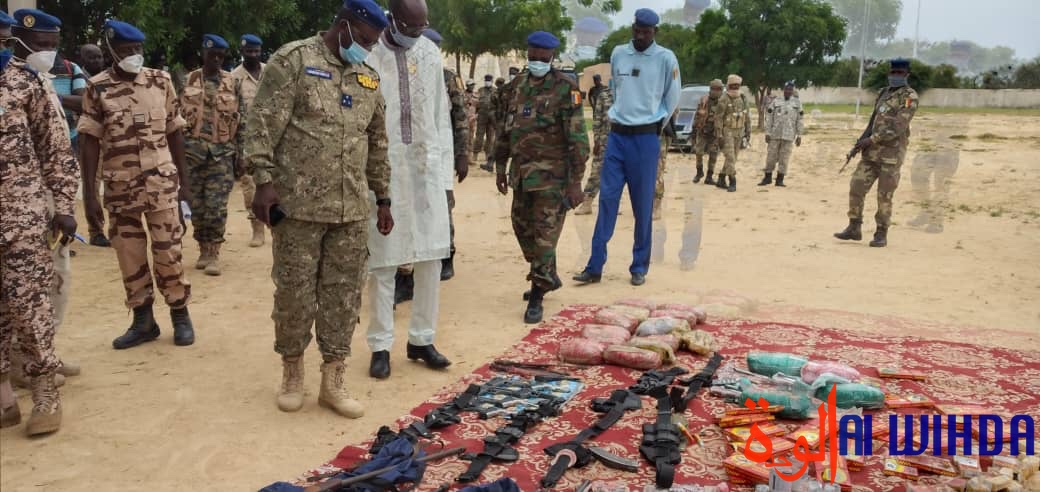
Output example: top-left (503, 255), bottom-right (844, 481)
top-left (607, 41), bottom-right (681, 126)
top-left (49, 61), bottom-right (87, 140)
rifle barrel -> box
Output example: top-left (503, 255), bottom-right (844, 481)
top-left (308, 447), bottom-right (466, 492)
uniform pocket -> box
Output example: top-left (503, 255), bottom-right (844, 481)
top-left (102, 168), bottom-right (134, 182)
top-left (149, 108), bottom-right (166, 132)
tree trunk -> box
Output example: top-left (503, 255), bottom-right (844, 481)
top-left (455, 52), bottom-right (462, 76)
top-left (468, 54), bottom-right (478, 80)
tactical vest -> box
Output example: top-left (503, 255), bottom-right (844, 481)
top-left (181, 70), bottom-right (240, 144)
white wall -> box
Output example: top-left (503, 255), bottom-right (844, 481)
top-left (797, 87), bottom-right (1040, 109)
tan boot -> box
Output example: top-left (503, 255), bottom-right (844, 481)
top-left (573, 200), bottom-right (593, 216)
top-left (57, 359), bottom-right (80, 377)
top-left (26, 374), bottom-right (61, 436)
top-left (1, 374), bottom-right (21, 428)
top-left (249, 220), bottom-right (265, 247)
top-left (11, 354), bottom-right (64, 389)
top-left (277, 355), bottom-right (304, 412)
top-left (195, 242), bottom-right (212, 270)
top-left (205, 243), bottom-right (222, 276)
top-left (318, 360), bottom-right (364, 418)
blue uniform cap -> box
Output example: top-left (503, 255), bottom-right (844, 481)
top-left (890, 58), bottom-right (911, 70)
top-left (240, 34), bottom-right (262, 47)
top-left (104, 19), bottom-right (146, 43)
top-left (13, 9), bottom-right (61, 32)
top-left (344, 0), bottom-right (389, 30)
top-left (1, 11), bottom-right (16, 28)
top-left (203, 34), bottom-right (229, 50)
top-left (422, 28), bottom-right (442, 45)
top-left (526, 31), bottom-right (560, 50)
top-left (634, 8), bottom-right (660, 27)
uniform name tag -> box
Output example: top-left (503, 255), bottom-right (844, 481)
top-left (305, 67), bottom-right (332, 79)
top-left (341, 94), bottom-right (353, 108)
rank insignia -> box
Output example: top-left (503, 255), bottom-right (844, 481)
top-left (356, 73), bottom-right (379, 90)
top-left (341, 94), bottom-right (353, 108)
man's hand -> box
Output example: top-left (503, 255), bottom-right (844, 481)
top-left (796, 136), bottom-right (802, 147)
top-left (252, 182), bottom-right (280, 226)
top-left (85, 196), bottom-right (105, 233)
top-left (455, 154), bottom-right (469, 183)
top-left (565, 183), bottom-right (584, 210)
top-left (377, 205), bottom-right (394, 235)
top-left (765, 135), bottom-right (771, 144)
top-left (496, 174), bottom-right (509, 195)
top-left (856, 136), bottom-right (873, 150)
top-left (52, 214), bottom-right (77, 239)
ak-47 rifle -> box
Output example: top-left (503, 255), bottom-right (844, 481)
top-left (840, 144), bottom-right (861, 174)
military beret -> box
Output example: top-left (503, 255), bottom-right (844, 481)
top-left (727, 74), bottom-right (742, 85)
top-left (526, 31), bottom-right (560, 50)
top-left (13, 9), bottom-right (61, 32)
top-left (104, 19), bottom-right (146, 43)
top-left (784, 79), bottom-right (796, 88)
top-left (484, 74), bottom-right (493, 81)
top-left (344, 0), bottom-right (389, 30)
top-left (634, 8), bottom-right (660, 27)
top-left (240, 34), bottom-right (262, 47)
top-left (422, 28), bottom-right (442, 45)
top-left (508, 66), bottom-right (520, 74)
top-left (0, 11), bottom-right (15, 28)
top-left (709, 78), bottom-right (723, 88)
top-left (203, 34), bottom-right (229, 50)
top-left (890, 58), bottom-right (911, 70)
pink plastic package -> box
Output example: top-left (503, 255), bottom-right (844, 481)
top-left (653, 304), bottom-right (707, 324)
top-left (801, 360), bottom-right (861, 383)
top-left (581, 324), bottom-right (632, 344)
top-left (594, 308), bottom-right (640, 333)
top-left (559, 339), bottom-right (607, 365)
top-left (603, 344), bottom-right (662, 370)
top-left (614, 298), bottom-right (659, 311)
top-left (651, 309), bottom-right (699, 327)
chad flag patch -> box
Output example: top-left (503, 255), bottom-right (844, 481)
top-left (356, 73), bottom-right (379, 90)
top-left (571, 90), bottom-right (582, 106)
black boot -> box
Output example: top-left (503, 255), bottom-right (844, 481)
top-left (715, 174), bottom-right (728, 189)
top-left (171, 307), bottom-right (195, 346)
top-left (89, 233), bottom-right (111, 247)
top-left (112, 305), bottom-right (160, 350)
top-left (406, 343), bottom-right (451, 369)
top-left (524, 284), bottom-right (545, 324)
top-left (523, 273), bottom-right (561, 301)
top-left (572, 269), bottom-right (601, 284)
top-left (758, 172), bottom-right (772, 186)
top-left (834, 220), bottom-right (863, 241)
top-left (693, 159), bottom-right (704, 183)
top-left (727, 176), bottom-right (737, 192)
top-left (869, 226), bottom-right (889, 247)
top-left (394, 271), bottom-right (414, 305)
top-left (775, 173), bottom-right (786, 187)
top-left (369, 350), bottom-right (390, 379)
top-left (440, 253), bottom-right (455, 281)
top-left (703, 173), bottom-right (715, 185)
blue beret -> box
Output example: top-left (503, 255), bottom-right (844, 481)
top-left (634, 8), bottom-right (660, 27)
top-left (103, 19), bottom-right (146, 43)
top-left (344, 0), bottom-right (389, 30)
top-left (890, 58), bottom-right (911, 70)
top-left (422, 28), bottom-right (442, 45)
top-left (203, 34), bottom-right (229, 50)
top-left (240, 34), bottom-right (262, 47)
top-left (0, 11), bottom-right (15, 28)
top-left (526, 31), bottom-right (560, 50)
top-left (13, 9), bottom-right (61, 32)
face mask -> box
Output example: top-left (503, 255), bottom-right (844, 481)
top-left (339, 23), bottom-right (370, 65)
top-left (484, 81), bottom-right (492, 87)
top-left (25, 50), bottom-right (57, 72)
top-left (727, 89), bottom-right (739, 97)
top-left (118, 54), bottom-right (145, 74)
top-left (389, 19), bottom-right (419, 49)
top-left (888, 75), bottom-right (908, 88)
top-left (528, 61), bottom-right (550, 78)
top-left (509, 74), bottom-right (516, 81)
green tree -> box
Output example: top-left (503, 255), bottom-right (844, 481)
top-left (825, 0), bottom-right (902, 58)
top-left (562, 0), bottom-right (621, 26)
top-left (691, 0), bottom-right (847, 127)
top-left (660, 8), bottom-right (688, 25)
top-left (1012, 57), bottom-right (1040, 89)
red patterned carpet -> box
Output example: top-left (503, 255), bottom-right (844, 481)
top-left (280, 304), bottom-right (1040, 491)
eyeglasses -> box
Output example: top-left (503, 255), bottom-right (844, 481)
top-left (392, 15), bottom-right (429, 37)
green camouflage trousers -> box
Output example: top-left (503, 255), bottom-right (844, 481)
top-left (656, 134), bottom-right (670, 201)
top-left (187, 150), bottom-right (235, 243)
top-left (720, 132), bottom-right (742, 177)
top-left (271, 218), bottom-right (368, 361)
top-left (583, 139), bottom-right (607, 198)
top-left (848, 158), bottom-right (902, 228)
top-left (511, 189), bottom-right (568, 289)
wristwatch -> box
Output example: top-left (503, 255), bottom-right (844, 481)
top-left (376, 198), bottom-right (391, 207)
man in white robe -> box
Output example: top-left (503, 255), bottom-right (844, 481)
top-left (365, 0), bottom-right (453, 379)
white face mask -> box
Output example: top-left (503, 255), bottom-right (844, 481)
top-left (118, 54), bottom-right (145, 74)
top-left (26, 50), bottom-right (57, 72)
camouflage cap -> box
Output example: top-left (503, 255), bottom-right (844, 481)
top-left (709, 79), bottom-right (723, 88)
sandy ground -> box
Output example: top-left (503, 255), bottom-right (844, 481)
top-left (1, 110), bottom-right (1039, 490)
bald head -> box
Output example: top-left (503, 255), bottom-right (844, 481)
top-left (79, 43), bottom-right (104, 76)
top-left (389, 0), bottom-right (428, 35)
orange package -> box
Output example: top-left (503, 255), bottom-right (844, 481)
top-left (723, 453), bottom-right (771, 484)
top-left (886, 394), bottom-right (935, 409)
top-left (726, 422), bottom-right (785, 441)
top-left (877, 368), bottom-right (928, 380)
top-left (816, 456), bottom-right (854, 491)
top-left (724, 404), bottom-right (785, 416)
top-left (735, 435), bottom-right (795, 457)
top-left (884, 458), bottom-right (920, 481)
top-left (895, 455), bottom-right (959, 477)
top-left (718, 413), bottom-right (775, 428)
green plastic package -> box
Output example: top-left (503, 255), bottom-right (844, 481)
top-left (747, 352), bottom-right (808, 378)
top-left (814, 383), bottom-right (885, 409)
top-left (739, 380), bottom-right (814, 420)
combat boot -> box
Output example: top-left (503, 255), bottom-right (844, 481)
top-left (249, 220), bottom-right (265, 247)
top-left (26, 374), bottom-right (61, 436)
top-left (10, 352), bottom-right (65, 388)
top-left (318, 360), bottom-right (364, 418)
top-left (113, 305), bottom-right (161, 349)
top-left (394, 271), bottom-right (414, 305)
top-left (276, 355), bottom-right (304, 412)
top-left (195, 242), bottom-right (213, 270)
top-left (205, 243), bottom-right (222, 276)
top-left (775, 173), bottom-right (786, 187)
top-left (833, 220), bottom-right (863, 241)
top-left (869, 226), bottom-right (889, 248)
top-left (1, 373), bottom-right (21, 428)
top-left (704, 173), bottom-right (715, 186)
top-left (524, 284), bottom-right (545, 324)
top-left (727, 176), bottom-right (737, 192)
top-left (573, 200), bottom-right (593, 215)
top-left (693, 161), bottom-right (704, 183)
top-left (441, 253), bottom-right (455, 281)
top-left (758, 172), bottom-right (772, 186)
top-left (171, 307), bottom-right (195, 346)
top-left (715, 174), bottom-right (728, 189)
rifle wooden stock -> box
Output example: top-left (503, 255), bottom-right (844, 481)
top-left (304, 446), bottom-right (466, 492)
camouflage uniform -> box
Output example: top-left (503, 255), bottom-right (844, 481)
top-left (465, 90), bottom-right (477, 149)
top-left (77, 67), bottom-right (191, 309)
top-left (693, 93), bottom-right (721, 177)
top-left (180, 69), bottom-right (242, 245)
top-left (848, 85), bottom-right (919, 228)
top-left (656, 133), bottom-right (670, 204)
top-left (243, 35), bottom-right (390, 360)
top-left (1, 62), bottom-right (79, 377)
top-left (763, 95), bottom-right (803, 175)
top-left (444, 67), bottom-right (468, 257)
top-left (495, 71), bottom-right (589, 289)
top-left (231, 63), bottom-right (265, 221)
top-left (714, 92), bottom-right (751, 178)
top-left (582, 89), bottom-right (613, 199)
top-left (473, 84), bottom-right (494, 157)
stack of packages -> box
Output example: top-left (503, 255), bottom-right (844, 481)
top-left (558, 300), bottom-right (714, 370)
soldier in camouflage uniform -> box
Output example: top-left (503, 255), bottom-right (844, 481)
top-left (573, 86), bottom-right (613, 215)
top-left (473, 74), bottom-right (495, 163)
top-left (495, 31), bottom-right (589, 324)
top-left (759, 80), bottom-right (803, 187)
top-left (1, 8), bottom-right (79, 435)
top-left (244, 0), bottom-right (392, 418)
top-left (179, 34), bottom-right (243, 276)
top-left (654, 111), bottom-right (677, 220)
top-left (835, 59), bottom-right (919, 248)
top-left (79, 20), bottom-right (196, 351)
top-left (714, 74), bottom-right (751, 192)
top-left (693, 79), bottom-right (723, 184)
top-left (231, 34), bottom-right (267, 247)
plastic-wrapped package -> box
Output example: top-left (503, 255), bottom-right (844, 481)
top-left (653, 305), bottom-right (708, 324)
top-left (614, 298), bottom-right (658, 311)
top-left (739, 381), bottom-right (814, 420)
top-left (1024, 473), bottom-right (1040, 491)
top-left (626, 337), bottom-right (676, 363)
top-left (593, 308), bottom-right (639, 333)
top-left (813, 383), bottom-right (885, 409)
top-left (632, 333), bottom-right (681, 351)
top-left (607, 304), bottom-right (651, 322)
top-left (747, 352), bottom-right (808, 377)
top-left (1020, 455), bottom-right (1039, 480)
top-left (678, 329), bottom-right (717, 355)
top-left (558, 339), bottom-right (606, 365)
top-left (635, 317), bottom-right (690, 336)
top-left (581, 324), bottom-right (632, 344)
top-left (801, 361), bottom-right (861, 383)
top-left (651, 309), bottom-right (699, 327)
top-left (603, 345), bottom-right (662, 370)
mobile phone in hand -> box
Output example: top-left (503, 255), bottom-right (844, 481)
top-left (270, 204), bottom-right (286, 226)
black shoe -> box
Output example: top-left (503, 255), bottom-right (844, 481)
top-left (479, 163), bottom-right (494, 172)
top-left (524, 284), bottom-right (545, 324)
top-left (369, 350), bottom-right (391, 379)
top-left (113, 305), bottom-right (160, 350)
top-left (406, 343), bottom-right (452, 369)
top-left (775, 173), bottom-right (786, 187)
top-left (523, 273), bottom-right (561, 301)
top-left (716, 174), bottom-right (728, 189)
top-left (394, 272), bottom-right (414, 306)
top-left (171, 307), bottom-right (195, 346)
top-left (572, 269), bottom-right (602, 284)
top-left (704, 173), bottom-right (716, 186)
top-left (89, 233), bottom-right (111, 247)
top-left (440, 255), bottom-right (455, 281)
top-left (630, 272), bottom-right (646, 286)
top-left (869, 227), bottom-right (888, 247)
top-left (758, 172), bottom-right (772, 186)
top-left (727, 176), bottom-right (737, 192)
top-left (693, 168), bottom-right (704, 183)
top-left (834, 220), bottom-right (863, 241)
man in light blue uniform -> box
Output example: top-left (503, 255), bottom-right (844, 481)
top-left (574, 8), bottom-right (680, 286)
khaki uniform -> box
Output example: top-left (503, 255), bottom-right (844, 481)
top-left (763, 95), bottom-right (803, 175)
top-left (714, 93), bottom-right (751, 178)
top-left (693, 94), bottom-right (721, 174)
top-left (583, 89), bottom-right (613, 198)
top-left (243, 35), bottom-right (390, 360)
top-left (656, 133), bottom-right (670, 203)
top-left (1, 63), bottom-right (79, 377)
top-left (78, 67), bottom-right (191, 309)
top-left (231, 63), bottom-right (265, 221)
top-left (473, 85), bottom-right (494, 156)
top-left (180, 69), bottom-right (243, 244)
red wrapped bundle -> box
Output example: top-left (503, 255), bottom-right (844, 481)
top-left (581, 324), bottom-right (632, 344)
top-left (631, 333), bottom-right (680, 351)
top-left (651, 309), bottom-right (699, 326)
top-left (614, 298), bottom-right (658, 311)
top-left (654, 304), bottom-right (707, 324)
top-left (602, 345), bottom-right (662, 370)
top-left (801, 360), bottom-right (862, 383)
top-left (558, 339), bottom-right (606, 365)
top-left (594, 308), bottom-right (639, 333)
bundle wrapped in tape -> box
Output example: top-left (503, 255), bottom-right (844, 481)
top-left (607, 304), bottom-right (651, 322)
top-left (559, 339), bottom-right (607, 365)
top-left (626, 337), bottom-right (676, 364)
top-left (603, 344), bottom-right (662, 370)
top-left (581, 324), bottom-right (632, 345)
top-left (614, 298), bottom-right (658, 311)
top-left (632, 333), bottom-right (680, 351)
top-left (635, 316), bottom-right (689, 336)
top-left (594, 308), bottom-right (640, 333)
top-left (678, 329), bottom-right (717, 355)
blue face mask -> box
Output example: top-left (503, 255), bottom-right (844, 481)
top-left (340, 22), bottom-right (370, 65)
top-left (888, 74), bottom-right (908, 88)
top-left (528, 60), bottom-right (551, 78)
top-left (0, 49), bottom-right (11, 72)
